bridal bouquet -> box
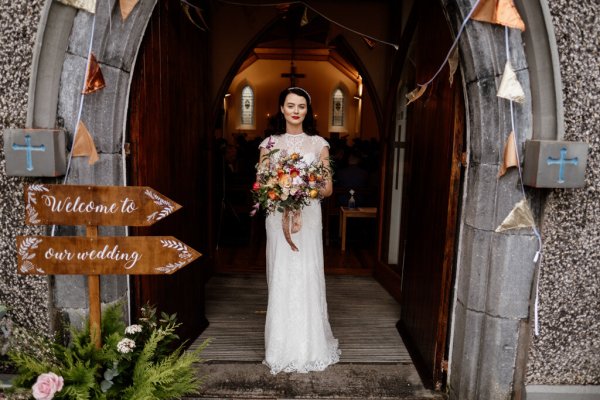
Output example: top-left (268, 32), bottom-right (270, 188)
top-left (251, 148), bottom-right (331, 251)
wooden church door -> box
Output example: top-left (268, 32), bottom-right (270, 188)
top-left (393, 2), bottom-right (464, 390)
top-left (127, 0), bottom-right (212, 340)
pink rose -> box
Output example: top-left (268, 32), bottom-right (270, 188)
top-left (32, 372), bottom-right (64, 400)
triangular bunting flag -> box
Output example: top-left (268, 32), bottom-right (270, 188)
top-left (181, 2), bottom-right (209, 31)
top-left (362, 36), bottom-right (376, 49)
top-left (498, 131), bottom-right (518, 177)
top-left (300, 7), bottom-right (309, 26)
top-left (82, 53), bottom-right (106, 95)
top-left (471, 0), bottom-right (526, 31)
top-left (57, 0), bottom-right (96, 14)
top-left (72, 121), bottom-right (99, 165)
top-left (497, 61), bottom-right (525, 103)
top-left (448, 47), bottom-right (459, 86)
top-left (119, 0), bottom-right (139, 21)
top-left (406, 84), bottom-right (428, 106)
top-left (495, 199), bottom-right (535, 232)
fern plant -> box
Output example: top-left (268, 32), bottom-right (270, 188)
top-left (7, 303), bottom-right (208, 399)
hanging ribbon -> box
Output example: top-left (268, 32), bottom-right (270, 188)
top-left (282, 209), bottom-right (302, 252)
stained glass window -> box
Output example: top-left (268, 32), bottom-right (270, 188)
top-left (332, 88), bottom-right (344, 126)
top-left (241, 85), bottom-right (254, 125)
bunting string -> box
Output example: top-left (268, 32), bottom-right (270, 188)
top-left (209, 0), bottom-right (399, 50)
top-left (503, 26), bottom-right (544, 335)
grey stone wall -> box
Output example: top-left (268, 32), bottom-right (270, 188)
top-left (526, 0), bottom-right (600, 385)
top-left (0, 1), bottom-right (49, 333)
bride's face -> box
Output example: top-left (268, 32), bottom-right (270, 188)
top-left (281, 93), bottom-right (307, 130)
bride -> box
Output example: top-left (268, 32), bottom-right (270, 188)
top-left (258, 87), bottom-right (341, 374)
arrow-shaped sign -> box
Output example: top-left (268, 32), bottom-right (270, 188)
top-left (24, 184), bottom-right (181, 227)
top-left (16, 236), bottom-right (201, 275)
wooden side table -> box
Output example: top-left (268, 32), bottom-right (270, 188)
top-left (339, 207), bottom-right (377, 251)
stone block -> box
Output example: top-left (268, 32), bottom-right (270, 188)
top-left (58, 54), bottom-right (130, 154)
top-left (466, 77), bottom-right (503, 165)
top-left (476, 316), bottom-right (520, 400)
top-left (65, 154), bottom-right (123, 186)
top-left (67, 0), bottom-right (157, 71)
top-left (29, 2), bottom-right (77, 129)
top-left (486, 232), bottom-right (538, 319)
top-left (4, 129), bottom-right (66, 176)
top-left (464, 163), bottom-right (498, 230)
top-left (100, 276), bottom-right (128, 303)
top-left (523, 140), bottom-right (589, 188)
top-left (54, 275), bottom-right (87, 309)
top-left (449, 301), bottom-right (485, 400)
top-left (452, 9), bottom-right (527, 84)
top-left (456, 225), bottom-right (492, 312)
top-left (466, 69), bottom-right (531, 166)
top-left (53, 275), bottom-right (127, 309)
top-left (493, 169), bottom-right (527, 229)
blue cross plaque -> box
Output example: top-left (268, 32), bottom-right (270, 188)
top-left (523, 140), bottom-right (588, 188)
top-left (4, 129), bottom-right (67, 177)
top-left (12, 135), bottom-right (46, 171)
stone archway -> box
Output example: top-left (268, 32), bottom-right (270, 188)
top-left (26, 0), bottom-right (560, 398)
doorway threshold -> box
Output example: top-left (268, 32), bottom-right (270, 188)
top-left (188, 274), bottom-right (444, 399)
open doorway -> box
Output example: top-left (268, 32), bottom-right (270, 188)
top-left (127, 0), bottom-right (463, 395)
top-left (213, 5), bottom-right (381, 275)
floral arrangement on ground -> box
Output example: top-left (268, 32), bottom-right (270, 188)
top-left (4, 303), bottom-right (208, 399)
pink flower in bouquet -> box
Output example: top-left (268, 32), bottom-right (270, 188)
top-left (252, 182), bottom-right (261, 191)
top-left (32, 372), bottom-right (64, 400)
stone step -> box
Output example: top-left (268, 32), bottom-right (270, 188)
top-left (186, 362), bottom-right (446, 399)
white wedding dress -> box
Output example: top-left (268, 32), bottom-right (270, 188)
top-left (259, 133), bottom-right (341, 374)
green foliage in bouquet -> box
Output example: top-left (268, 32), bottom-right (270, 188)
top-left (7, 304), bottom-right (209, 399)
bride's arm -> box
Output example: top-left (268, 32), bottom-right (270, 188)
top-left (319, 146), bottom-right (333, 198)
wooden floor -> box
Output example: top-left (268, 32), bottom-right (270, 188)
top-left (191, 273), bottom-right (410, 363)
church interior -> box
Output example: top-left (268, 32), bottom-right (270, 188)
top-left (214, 5), bottom-right (381, 275)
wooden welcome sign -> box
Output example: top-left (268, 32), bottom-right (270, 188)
top-left (17, 184), bottom-right (202, 347)
top-left (16, 236), bottom-right (200, 275)
top-left (23, 184), bottom-right (181, 226)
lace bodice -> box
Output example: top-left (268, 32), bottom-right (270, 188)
top-left (259, 133), bottom-right (329, 164)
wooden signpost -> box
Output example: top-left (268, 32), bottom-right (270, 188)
top-left (16, 184), bottom-right (202, 348)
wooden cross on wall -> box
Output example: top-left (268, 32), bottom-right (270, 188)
top-left (281, 62), bottom-right (305, 86)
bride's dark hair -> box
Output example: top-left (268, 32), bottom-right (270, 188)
top-left (272, 87), bottom-right (317, 136)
